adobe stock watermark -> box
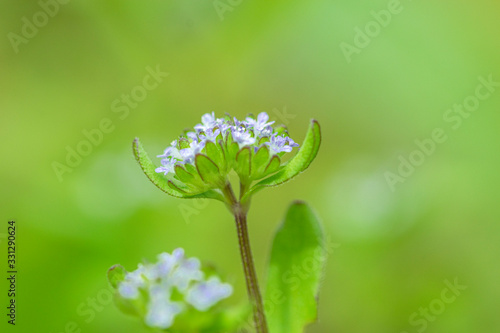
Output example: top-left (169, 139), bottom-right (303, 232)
top-left (8, 0), bottom-right (71, 54)
top-left (340, 0), bottom-right (405, 63)
top-left (400, 277), bottom-right (467, 333)
top-left (269, 106), bottom-right (296, 126)
top-left (178, 198), bottom-right (210, 224)
top-left (213, 0), bottom-right (244, 21)
top-left (51, 285), bottom-right (114, 333)
top-left (385, 74), bottom-right (499, 192)
top-left (237, 235), bottom-right (340, 333)
top-left (51, 65), bottom-right (169, 182)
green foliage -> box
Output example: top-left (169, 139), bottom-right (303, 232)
top-left (205, 140), bottom-right (225, 172)
top-left (168, 304), bottom-right (251, 333)
top-left (265, 201), bottom-right (325, 333)
top-left (236, 146), bottom-right (252, 181)
top-left (132, 138), bottom-right (225, 201)
top-left (195, 153), bottom-right (224, 187)
top-left (243, 120), bottom-right (321, 201)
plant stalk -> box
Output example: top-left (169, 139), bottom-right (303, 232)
top-left (223, 183), bottom-right (268, 333)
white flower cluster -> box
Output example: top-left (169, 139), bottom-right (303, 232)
top-left (117, 248), bottom-right (233, 330)
top-left (155, 112), bottom-right (299, 176)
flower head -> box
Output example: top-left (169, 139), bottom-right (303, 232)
top-left (110, 249), bottom-right (233, 330)
top-left (151, 112), bottom-right (300, 191)
top-left (133, 111), bottom-right (321, 202)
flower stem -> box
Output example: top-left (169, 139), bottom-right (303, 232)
top-left (223, 184), bottom-right (268, 333)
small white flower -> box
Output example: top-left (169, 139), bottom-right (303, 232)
top-left (186, 132), bottom-right (198, 141)
top-left (265, 133), bottom-right (299, 154)
top-left (232, 126), bottom-right (256, 148)
top-left (254, 125), bottom-right (274, 138)
top-left (146, 286), bottom-right (183, 329)
top-left (194, 112), bottom-right (217, 132)
top-left (245, 112), bottom-right (274, 131)
top-left (115, 248), bottom-right (234, 330)
top-left (200, 127), bottom-right (221, 142)
top-left (156, 251), bottom-right (180, 277)
top-left (169, 257), bottom-right (204, 291)
top-left (287, 137), bottom-right (299, 149)
top-left (157, 140), bottom-right (181, 159)
top-left (179, 140), bottom-right (206, 164)
top-left (155, 157), bottom-right (177, 175)
top-left (186, 276), bottom-right (233, 311)
top-left (217, 119), bottom-right (231, 135)
top-left (118, 264), bottom-right (147, 299)
top-left (118, 282), bottom-right (140, 299)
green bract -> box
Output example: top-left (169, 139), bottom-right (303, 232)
top-left (133, 112), bottom-right (321, 205)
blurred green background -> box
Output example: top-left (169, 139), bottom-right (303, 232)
top-left (1, 0), bottom-right (500, 332)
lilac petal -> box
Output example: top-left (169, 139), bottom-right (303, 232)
top-left (172, 248), bottom-right (185, 261)
top-left (186, 132), bottom-right (198, 141)
top-left (201, 112), bottom-right (215, 126)
top-left (232, 127), bottom-right (256, 147)
top-left (118, 282), bottom-right (140, 299)
top-left (186, 277), bottom-right (233, 311)
top-left (145, 295), bottom-right (183, 329)
top-left (257, 112), bottom-right (269, 124)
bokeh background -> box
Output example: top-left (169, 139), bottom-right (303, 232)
top-left (1, 0), bottom-right (500, 332)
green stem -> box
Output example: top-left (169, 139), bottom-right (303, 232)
top-left (223, 183), bottom-right (268, 333)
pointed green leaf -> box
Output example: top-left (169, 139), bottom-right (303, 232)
top-left (228, 142), bottom-right (240, 167)
top-left (258, 136), bottom-right (270, 145)
top-left (108, 264), bottom-right (126, 289)
top-left (218, 139), bottom-right (227, 170)
top-left (244, 120), bottom-right (321, 200)
top-left (265, 201), bottom-right (325, 333)
top-left (251, 146), bottom-right (270, 179)
top-left (206, 140), bottom-right (224, 169)
top-left (226, 131), bottom-right (240, 164)
top-left (264, 155), bottom-right (281, 176)
top-left (168, 179), bottom-right (191, 194)
top-left (253, 145), bottom-right (270, 167)
top-left (236, 146), bottom-right (251, 179)
top-left (133, 138), bottom-right (187, 198)
top-left (175, 165), bottom-right (207, 189)
top-left (133, 138), bottom-right (225, 201)
top-left (186, 163), bottom-right (212, 188)
top-left (185, 163), bottom-right (199, 176)
top-left (226, 130), bottom-right (234, 146)
top-left (174, 165), bottom-right (195, 184)
top-left (195, 154), bottom-right (223, 186)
